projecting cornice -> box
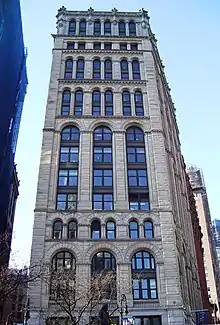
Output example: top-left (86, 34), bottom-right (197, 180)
top-left (58, 78), bottom-right (147, 85)
top-left (52, 34), bottom-right (148, 40)
top-left (61, 49), bottom-right (143, 55)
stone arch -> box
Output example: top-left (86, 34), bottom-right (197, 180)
top-left (45, 242), bottom-right (82, 263)
top-left (61, 86), bottom-right (71, 92)
top-left (124, 242), bottom-right (163, 263)
top-left (76, 56), bottom-right (85, 60)
top-left (55, 119), bottom-right (84, 132)
top-left (122, 120), bottom-right (146, 132)
top-left (84, 243), bottom-right (123, 264)
top-left (63, 55), bottom-right (74, 61)
top-left (89, 119), bottom-right (116, 132)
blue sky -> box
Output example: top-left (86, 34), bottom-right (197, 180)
top-left (12, 0), bottom-right (220, 265)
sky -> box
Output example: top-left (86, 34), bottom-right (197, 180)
top-left (11, 0), bottom-right (220, 266)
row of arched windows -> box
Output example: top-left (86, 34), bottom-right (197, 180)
top-left (56, 125), bottom-right (150, 211)
top-left (61, 89), bottom-right (144, 117)
top-left (64, 58), bottom-right (141, 80)
top-left (52, 219), bottom-right (154, 240)
top-left (51, 249), bottom-right (157, 300)
top-left (68, 19), bottom-right (137, 37)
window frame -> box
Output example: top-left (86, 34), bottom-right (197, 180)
top-left (68, 20), bottom-right (76, 36)
top-left (119, 20), bottom-right (126, 36)
top-left (94, 20), bottom-right (101, 36)
top-left (93, 59), bottom-right (101, 80)
top-left (91, 220), bottom-right (101, 239)
top-left (74, 90), bottom-right (83, 116)
top-left (120, 43), bottom-right (127, 51)
top-left (93, 193), bottom-right (113, 210)
top-left (120, 60), bottom-right (129, 80)
top-left (53, 220), bottom-right (63, 239)
top-left (61, 90), bottom-right (71, 116)
top-left (61, 126), bottom-right (80, 142)
top-left (92, 90), bottom-right (101, 116)
top-left (134, 91), bottom-right (144, 116)
top-left (64, 59), bottom-right (73, 79)
top-left (58, 169), bottom-right (78, 187)
top-left (67, 42), bottom-right (75, 50)
top-left (91, 251), bottom-right (116, 274)
top-left (104, 20), bottom-right (111, 35)
top-left (122, 91), bottom-right (131, 116)
top-left (68, 220), bottom-right (78, 239)
top-left (144, 221), bottom-right (154, 239)
top-left (76, 59), bottom-right (84, 79)
top-left (79, 19), bottom-right (86, 36)
top-left (93, 169), bottom-right (113, 187)
top-left (56, 193), bottom-right (77, 211)
top-left (104, 60), bottom-right (112, 80)
top-left (129, 193), bottom-right (150, 211)
top-left (106, 221), bottom-right (116, 239)
top-left (132, 60), bottom-right (141, 80)
top-left (129, 21), bottom-right (136, 36)
top-left (129, 220), bottom-right (139, 239)
top-left (128, 169), bottom-right (148, 187)
top-left (104, 90), bottom-right (113, 115)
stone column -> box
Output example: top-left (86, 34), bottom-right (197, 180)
top-left (128, 60), bottom-right (132, 80)
top-left (70, 90), bottom-right (75, 115)
top-left (130, 91), bottom-right (135, 116)
top-left (101, 60), bottom-right (105, 79)
top-left (114, 92), bottom-right (121, 116)
top-left (113, 61), bottom-right (121, 79)
top-left (84, 91), bottom-right (91, 115)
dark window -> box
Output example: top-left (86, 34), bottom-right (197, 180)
top-left (79, 19), bottom-right (86, 36)
top-left (144, 221), bottom-right (154, 239)
top-left (104, 20), bottom-right (111, 35)
top-left (134, 91), bottom-right (144, 116)
top-left (106, 221), bottom-right (116, 239)
top-left (76, 59), bottom-right (84, 79)
top-left (74, 90), bottom-right (83, 116)
top-left (94, 127), bottom-right (112, 141)
top-left (52, 251), bottom-right (75, 271)
top-left (119, 20), bottom-right (126, 36)
top-left (132, 251), bottom-right (157, 300)
top-left (104, 43), bottom-right (112, 50)
top-left (64, 59), bottom-right (73, 79)
top-left (132, 60), bottom-right (141, 80)
top-left (61, 127), bottom-right (80, 141)
top-left (93, 194), bottom-right (113, 210)
top-left (68, 20), bottom-right (76, 36)
top-left (128, 169), bottom-right (147, 187)
top-left (93, 59), bottom-right (101, 79)
top-left (131, 43), bottom-right (138, 51)
top-left (94, 42), bottom-right (101, 50)
top-left (122, 91), bottom-right (131, 116)
top-left (56, 194), bottom-right (77, 210)
top-left (126, 127), bottom-right (144, 142)
top-left (68, 220), bottom-right (77, 239)
top-left (134, 317), bottom-right (161, 325)
top-left (92, 251), bottom-right (116, 273)
top-left (127, 147), bottom-right (145, 163)
top-left (129, 193), bottom-right (150, 211)
top-left (67, 42), bottom-right (75, 50)
top-left (58, 169), bottom-right (78, 187)
top-left (129, 220), bottom-right (139, 239)
top-left (129, 21), bottom-right (136, 36)
top-left (53, 221), bottom-right (63, 239)
top-left (120, 43), bottom-right (127, 50)
top-left (121, 60), bottom-right (129, 80)
top-left (61, 90), bottom-right (71, 116)
top-left (104, 60), bottom-right (112, 80)
top-left (92, 90), bottom-right (101, 116)
top-left (104, 90), bottom-right (113, 115)
top-left (94, 20), bottom-right (101, 36)
top-left (78, 42), bottom-right (85, 50)
top-left (91, 220), bottom-right (101, 239)
top-left (94, 169), bottom-right (112, 187)
top-left (94, 147), bottom-right (112, 163)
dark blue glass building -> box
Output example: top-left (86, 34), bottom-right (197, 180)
top-left (0, 0), bottom-right (27, 264)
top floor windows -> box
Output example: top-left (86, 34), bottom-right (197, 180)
top-left (64, 59), bottom-right (73, 79)
top-left (104, 20), bottom-right (111, 35)
top-left (68, 20), bottom-right (76, 36)
top-left (79, 19), bottom-right (86, 36)
top-left (94, 20), bottom-right (101, 36)
top-left (129, 21), bottom-right (136, 36)
top-left (132, 60), bottom-right (141, 80)
top-left (119, 20), bottom-right (126, 36)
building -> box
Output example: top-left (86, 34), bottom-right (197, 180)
top-left (0, 0), bottom-right (28, 265)
top-left (212, 220), bottom-right (220, 265)
top-left (188, 166), bottom-right (220, 321)
top-left (29, 7), bottom-right (203, 325)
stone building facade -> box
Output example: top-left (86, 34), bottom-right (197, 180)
top-left (29, 7), bottom-right (203, 325)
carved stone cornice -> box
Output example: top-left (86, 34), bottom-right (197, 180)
top-left (55, 115), bottom-right (150, 120)
top-left (62, 49), bottom-right (143, 55)
top-left (58, 78), bottom-right (146, 85)
top-left (52, 34), bottom-right (148, 40)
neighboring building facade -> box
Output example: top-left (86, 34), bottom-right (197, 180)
top-left (212, 219), bottom-right (220, 266)
top-left (0, 0), bottom-right (28, 265)
top-left (29, 7), bottom-right (203, 325)
top-left (188, 166), bottom-right (220, 320)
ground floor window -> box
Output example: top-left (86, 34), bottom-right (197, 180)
top-left (134, 316), bottom-right (161, 325)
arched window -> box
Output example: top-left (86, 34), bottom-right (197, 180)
top-left (129, 220), bottom-right (139, 239)
top-left (79, 19), bottom-right (86, 36)
top-left (74, 90), bottom-right (83, 116)
top-left (132, 60), bottom-right (140, 80)
top-left (92, 90), bottom-right (101, 116)
top-left (68, 220), bottom-right (77, 239)
top-left (106, 221), bottom-right (116, 239)
top-left (94, 127), bottom-right (112, 141)
top-left (76, 59), bottom-right (84, 79)
top-left (131, 251), bottom-right (157, 300)
top-left (144, 221), bottom-right (154, 239)
top-left (91, 220), bottom-right (101, 239)
top-left (126, 127), bottom-right (144, 142)
top-left (104, 90), bottom-right (113, 116)
top-left (122, 91), bottom-right (131, 116)
top-left (61, 126), bottom-right (80, 141)
top-left (64, 59), bottom-right (73, 79)
top-left (129, 21), bottom-right (136, 36)
top-left (53, 220), bottom-right (63, 239)
top-left (104, 60), bottom-right (112, 80)
top-left (61, 90), bottom-right (71, 116)
top-left (92, 251), bottom-right (116, 274)
top-left (104, 20), bottom-right (111, 35)
top-left (93, 59), bottom-right (101, 79)
top-left (68, 20), bottom-right (76, 36)
top-left (134, 91), bottom-right (144, 116)
top-left (52, 251), bottom-right (75, 271)
top-left (119, 20), bottom-right (126, 36)
top-left (121, 60), bottom-right (129, 80)
top-left (94, 20), bottom-right (101, 36)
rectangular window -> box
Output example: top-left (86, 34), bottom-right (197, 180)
top-left (94, 169), bottom-right (113, 187)
top-left (60, 147), bottom-right (79, 163)
top-left (127, 148), bottom-right (145, 163)
top-left (104, 43), bottom-right (112, 50)
top-left (67, 42), bottom-right (75, 50)
top-left (93, 194), bottom-right (113, 210)
top-left (78, 42), bottom-right (85, 50)
top-left (58, 169), bottom-right (78, 187)
top-left (94, 147), bottom-right (112, 163)
top-left (56, 194), bottom-right (77, 210)
top-left (128, 170), bottom-right (148, 187)
top-left (134, 317), bottom-right (161, 325)
top-left (129, 194), bottom-right (150, 211)
top-left (94, 42), bottom-right (101, 50)
top-left (120, 43), bottom-right (127, 50)
top-left (131, 43), bottom-right (138, 51)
